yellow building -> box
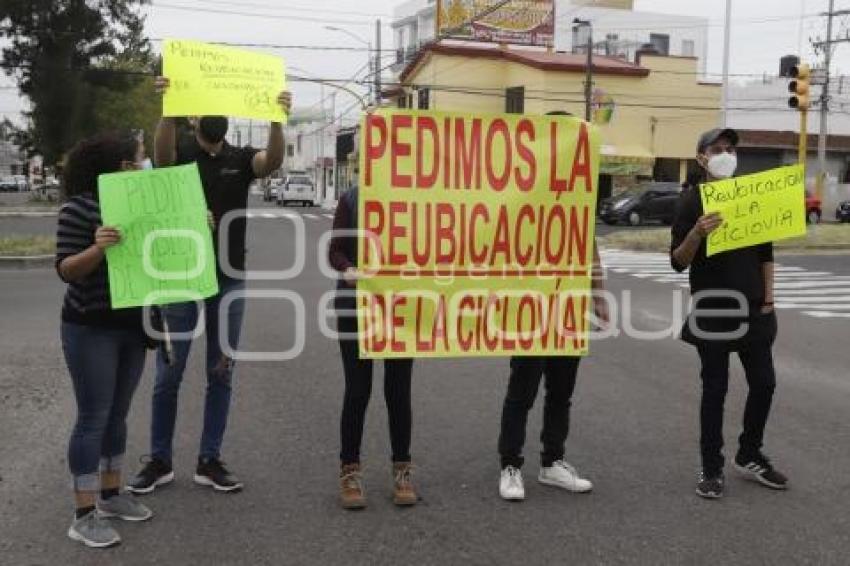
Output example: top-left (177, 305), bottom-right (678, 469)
top-left (387, 42), bottom-right (720, 198)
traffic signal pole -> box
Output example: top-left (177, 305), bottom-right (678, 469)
top-left (788, 63), bottom-right (811, 170)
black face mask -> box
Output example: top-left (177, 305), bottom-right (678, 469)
top-left (198, 116), bottom-right (228, 144)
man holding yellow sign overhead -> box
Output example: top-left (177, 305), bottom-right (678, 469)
top-left (670, 128), bottom-right (789, 501)
top-left (128, 63), bottom-right (292, 495)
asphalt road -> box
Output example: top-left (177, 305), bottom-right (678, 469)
top-left (1, 195), bottom-right (849, 565)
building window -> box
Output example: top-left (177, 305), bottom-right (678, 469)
top-left (505, 86), bottom-right (524, 114)
top-left (286, 144), bottom-right (294, 157)
top-left (296, 134), bottom-right (302, 153)
top-left (682, 39), bottom-right (695, 57)
top-left (418, 88), bottom-right (429, 110)
top-left (398, 95), bottom-right (407, 109)
top-left (649, 33), bottom-right (670, 55)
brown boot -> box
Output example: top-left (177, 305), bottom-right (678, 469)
top-left (340, 463), bottom-right (366, 509)
top-left (392, 462), bottom-right (418, 506)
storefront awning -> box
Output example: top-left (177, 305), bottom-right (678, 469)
top-left (599, 145), bottom-right (655, 176)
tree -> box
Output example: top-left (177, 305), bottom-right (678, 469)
top-left (0, 1), bottom-right (151, 165)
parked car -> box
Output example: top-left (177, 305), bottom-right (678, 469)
top-left (263, 178), bottom-right (282, 202)
top-left (0, 177), bottom-right (18, 192)
top-left (837, 200), bottom-right (850, 222)
top-left (805, 191), bottom-right (822, 224)
top-left (277, 174), bottom-right (315, 207)
top-left (599, 182), bottom-right (682, 226)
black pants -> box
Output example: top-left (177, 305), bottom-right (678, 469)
top-left (697, 343), bottom-right (776, 476)
top-left (498, 356), bottom-right (581, 469)
top-left (338, 315), bottom-right (413, 465)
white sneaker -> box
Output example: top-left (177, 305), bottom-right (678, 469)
top-left (538, 460), bottom-right (593, 493)
top-left (499, 466), bottom-right (525, 501)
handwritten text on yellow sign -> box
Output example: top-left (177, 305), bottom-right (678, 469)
top-left (700, 164), bottom-right (806, 256)
top-left (162, 39), bottom-right (286, 122)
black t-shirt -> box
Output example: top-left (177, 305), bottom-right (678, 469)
top-left (176, 136), bottom-right (259, 272)
top-left (670, 186), bottom-right (774, 311)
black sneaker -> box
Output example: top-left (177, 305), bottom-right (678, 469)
top-left (734, 452), bottom-right (788, 490)
top-left (126, 457), bottom-right (174, 495)
top-left (194, 457), bottom-right (243, 492)
top-left (696, 472), bottom-right (724, 499)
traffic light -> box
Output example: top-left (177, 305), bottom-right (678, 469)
top-left (788, 63), bottom-right (810, 110)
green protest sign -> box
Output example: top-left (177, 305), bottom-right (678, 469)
top-left (98, 164), bottom-right (219, 308)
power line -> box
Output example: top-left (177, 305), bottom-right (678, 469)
top-left (148, 38), bottom-right (391, 53)
top-left (158, 0), bottom-right (391, 19)
top-left (150, 1), bottom-right (384, 28)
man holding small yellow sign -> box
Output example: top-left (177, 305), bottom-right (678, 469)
top-left (127, 39), bottom-right (292, 496)
top-left (671, 127), bottom-right (789, 501)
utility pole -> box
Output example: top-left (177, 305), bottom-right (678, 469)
top-left (720, 0), bottom-right (732, 127)
top-left (812, 2), bottom-right (850, 197)
top-left (573, 19), bottom-right (593, 122)
top-left (585, 24), bottom-right (593, 122)
top-left (817, 0), bottom-right (835, 196)
top-left (374, 19), bottom-right (382, 107)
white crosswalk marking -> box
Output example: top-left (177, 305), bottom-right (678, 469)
top-left (245, 210), bottom-right (332, 221)
top-left (601, 248), bottom-right (850, 320)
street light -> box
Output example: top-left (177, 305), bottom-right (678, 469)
top-left (325, 25), bottom-right (374, 103)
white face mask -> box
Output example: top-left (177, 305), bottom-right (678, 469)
top-left (706, 152), bottom-right (737, 179)
top-left (140, 158), bottom-right (153, 170)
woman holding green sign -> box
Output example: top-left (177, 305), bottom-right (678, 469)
top-left (56, 133), bottom-right (154, 548)
top-left (671, 127), bottom-right (788, 500)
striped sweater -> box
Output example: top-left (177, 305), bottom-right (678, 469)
top-left (55, 194), bottom-right (141, 328)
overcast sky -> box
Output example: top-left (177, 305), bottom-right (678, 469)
top-left (1, 0), bottom-right (847, 125)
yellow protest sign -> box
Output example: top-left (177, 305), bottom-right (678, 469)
top-left (162, 39), bottom-right (286, 122)
top-left (700, 164), bottom-right (806, 256)
top-left (355, 109), bottom-right (600, 358)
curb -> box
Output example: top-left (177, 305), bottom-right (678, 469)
top-left (0, 254), bottom-right (53, 268)
top-left (0, 210), bottom-right (57, 217)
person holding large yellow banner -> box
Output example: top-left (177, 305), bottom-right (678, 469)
top-left (328, 153), bottom-right (418, 510)
top-left (670, 127), bottom-right (788, 500)
top-left (496, 111), bottom-right (607, 502)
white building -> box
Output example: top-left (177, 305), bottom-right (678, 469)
top-left (728, 75), bottom-right (850, 137)
top-left (554, 1), bottom-right (709, 76)
top-left (392, 0), bottom-right (438, 73)
top-left (228, 111), bottom-right (338, 203)
top-left (391, 0), bottom-right (709, 76)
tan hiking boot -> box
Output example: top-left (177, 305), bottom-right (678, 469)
top-left (340, 463), bottom-right (366, 509)
top-left (392, 462), bottom-right (418, 506)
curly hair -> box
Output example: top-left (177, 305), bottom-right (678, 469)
top-left (62, 133), bottom-right (140, 201)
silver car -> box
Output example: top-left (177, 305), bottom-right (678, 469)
top-left (276, 174), bottom-right (315, 207)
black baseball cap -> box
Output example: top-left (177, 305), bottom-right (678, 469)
top-left (696, 128), bottom-right (739, 154)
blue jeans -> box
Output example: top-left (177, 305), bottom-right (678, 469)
top-left (151, 276), bottom-right (246, 463)
top-left (61, 322), bottom-right (146, 491)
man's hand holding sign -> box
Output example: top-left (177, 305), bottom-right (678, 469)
top-left (355, 109), bottom-right (601, 358)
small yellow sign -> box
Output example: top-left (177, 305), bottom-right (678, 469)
top-left (162, 39), bottom-right (286, 122)
top-left (700, 164), bottom-right (807, 257)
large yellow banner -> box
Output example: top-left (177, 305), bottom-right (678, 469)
top-left (700, 164), bottom-right (807, 256)
top-left (356, 109), bottom-right (600, 358)
top-left (162, 39), bottom-right (286, 122)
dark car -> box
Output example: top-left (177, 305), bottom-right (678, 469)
top-left (837, 200), bottom-right (850, 223)
top-left (599, 182), bottom-right (682, 226)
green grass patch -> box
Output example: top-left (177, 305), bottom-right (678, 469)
top-left (0, 235), bottom-right (55, 256)
top-left (598, 223), bottom-right (850, 253)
